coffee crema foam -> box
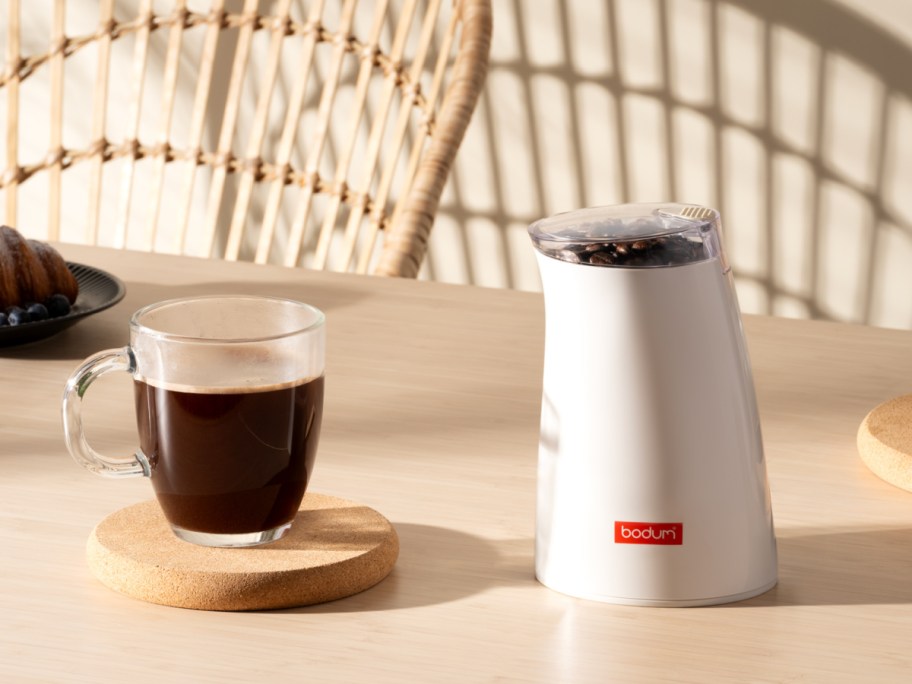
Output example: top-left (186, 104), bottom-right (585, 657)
top-left (134, 373), bottom-right (323, 395)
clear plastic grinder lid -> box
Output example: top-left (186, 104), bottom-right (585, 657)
top-left (528, 203), bottom-right (724, 268)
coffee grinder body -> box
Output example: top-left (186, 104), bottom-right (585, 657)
top-left (530, 204), bottom-right (777, 606)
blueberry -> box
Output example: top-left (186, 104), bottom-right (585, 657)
top-left (6, 305), bottom-right (24, 317)
top-left (27, 302), bottom-right (49, 321)
top-left (8, 309), bottom-right (31, 326)
top-left (0, 313), bottom-right (7, 327)
top-left (46, 293), bottom-right (71, 318)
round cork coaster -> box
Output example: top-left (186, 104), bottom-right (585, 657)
top-left (858, 395), bottom-right (912, 493)
top-left (87, 493), bottom-right (399, 611)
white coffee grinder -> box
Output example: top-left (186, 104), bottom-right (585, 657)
top-left (529, 203), bottom-right (777, 606)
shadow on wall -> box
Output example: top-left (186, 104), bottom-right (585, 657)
top-left (430, 0), bottom-right (912, 329)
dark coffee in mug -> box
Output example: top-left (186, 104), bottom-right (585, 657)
top-left (64, 295), bottom-right (326, 547)
top-left (134, 375), bottom-right (324, 535)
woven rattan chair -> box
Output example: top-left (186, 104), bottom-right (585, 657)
top-left (0, 0), bottom-right (491, 277)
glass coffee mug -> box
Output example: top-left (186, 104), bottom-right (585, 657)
top-left (63, 295), bottom-right (325, 548)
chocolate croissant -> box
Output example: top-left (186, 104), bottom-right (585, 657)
top-left (0, 225), bottom-right (79, 310)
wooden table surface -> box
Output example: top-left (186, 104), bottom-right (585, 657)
top-left (3, 244), bottom-right (912, 683)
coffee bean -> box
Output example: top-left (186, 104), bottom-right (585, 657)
top-left (538, 232), bottom-right (708, 267)
top-left (588, 251), bottom-right (616, 265)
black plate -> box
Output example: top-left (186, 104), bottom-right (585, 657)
top-left (0, 263), bottom-right (126, 347)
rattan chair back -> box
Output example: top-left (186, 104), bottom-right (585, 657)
top-left (0, 0), bottom-right (491, 277)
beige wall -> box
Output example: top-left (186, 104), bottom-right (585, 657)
top-left (429, 0), bottom-right (912, 329)
top-left (4, 0), bottom-right (912, 328)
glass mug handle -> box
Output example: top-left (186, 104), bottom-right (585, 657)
top-left (62, 347), bottom-right (151, 478)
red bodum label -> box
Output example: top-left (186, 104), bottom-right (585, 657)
top-left (614, 521), bottom-right (683, 545)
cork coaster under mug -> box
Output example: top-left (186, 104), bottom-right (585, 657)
top-left (858, 394), bottom-right (912, 493)
top-left (87, 493), bottom-right (399, 611)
